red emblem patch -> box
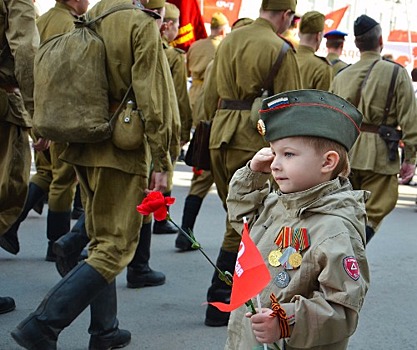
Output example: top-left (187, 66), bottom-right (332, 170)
top-left (343, 256), bottom-right (360, 281)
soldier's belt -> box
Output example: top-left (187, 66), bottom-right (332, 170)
top-left (219, 99), bottom-right (253, 110)
top-left (360, 123), bottom-right (379, 133)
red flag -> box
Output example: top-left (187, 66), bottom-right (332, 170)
top-left (169, 0), bottom-right (208, 52)
top-left (324, 5), bottom-right (349, 33)
top-left (202, 0), bottom-right (242, 28)
top-left (209, 222), bottom-right (271, 312)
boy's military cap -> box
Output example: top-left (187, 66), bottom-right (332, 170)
top-left (211, 12), bottom-right (228, 28)
top-left (257, 90), bottom-right (363, 151)
top-left (144, 0), bottom-right (165, 9)
top-left (299, 11), bottom-right (325, 34)
top-left (164, 2), bottom-right (179, 20)
top-left (354, 15), bottom-right (379, 36)
top-left (261, 0), bottom-right (297, 12)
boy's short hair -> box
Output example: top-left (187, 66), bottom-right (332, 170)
top-left (303, 136), bottom-right (351, 178)
top-left (257, 89), bottom-right (363, 151)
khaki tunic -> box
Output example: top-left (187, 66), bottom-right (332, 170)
top-left (331, 51), bottom-right (417, 173)
top-left (35, 2), bottom-right (78, 212)
top-left (187, 35), bottom-right (222, 124)
top-left (326, 52), bottom-right (348, 77)
top-left (226, 166), bottom-right (370, 350)
top-left (60, 0), bottom-right (174, 281)
top-left (331, 51), bottom-right (417, 229)
top-left (296, 45), bottom-right (333, 90)
top-left (203, 17), bottom-right (302, 251)
top-left (0, 0), bottom-right (38, 235)
top-left (163, 38), bottom-right (192, 143)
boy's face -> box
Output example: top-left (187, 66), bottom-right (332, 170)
top-left (270, 137), bottom-right (330, 194)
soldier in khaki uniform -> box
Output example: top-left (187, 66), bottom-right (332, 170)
top-left (331, 15), bottom-right (417, 243)
top-left (225, 90), bottom-right (369, 350)
top-left (11, 0), bottom-right (174, 348)
top-left (203, 0), bottom-right (302, 327)
top-left (187, 11), bottom-right (229, 126)
top-left (296, 11), bottom-right (333, 90)
top-left (124, 0), bottom-right (181, 289)
top-left (0, 0), bottom-right (39, 316)
top-left (0, 0), bottom-right (89, 261)
top-left (324, 29), bottom-right (349, 76)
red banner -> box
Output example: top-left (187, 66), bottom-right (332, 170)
top-left (209, 221), bottom-right (271, 312)
top-left (169, 0), bottom-right (208, 52)
top-left (324, 5), bottom-right (349, 33)
top-left (202, 0), bottom-right (242, 27)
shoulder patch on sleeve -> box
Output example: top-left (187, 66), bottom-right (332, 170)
top-left (343, 256), bottom-right (360, 280)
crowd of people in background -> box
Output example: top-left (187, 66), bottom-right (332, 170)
top-left (1, 0), bottom-right (416, 348)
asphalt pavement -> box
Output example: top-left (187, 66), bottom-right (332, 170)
top-left (1, 162), bottom-right (416, 350)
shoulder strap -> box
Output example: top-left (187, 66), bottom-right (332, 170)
top-left (263, 42), bottom-right (290, 96)
top-left (79, 4), bottom-right (136, 27)
top-left (382, 64), bottom-right (400, 124)
top-left (354, 59), bottom-right (379, 108)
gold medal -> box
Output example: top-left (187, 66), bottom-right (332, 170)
top-left (268, 250), bottom-right (282, 267)
top-left (288, 251), bottom-right (302, 269)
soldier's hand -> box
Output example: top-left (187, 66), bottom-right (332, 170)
top-left (250, 147), bottom-right (274, 174)
top-left (152, 172), bottom-right (168, 193)
top-left (398, 162), bottom-right (416, 185)
top-left (33, 138), bottom-right (51, 152)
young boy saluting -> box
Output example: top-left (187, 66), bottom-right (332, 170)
top-left (225, 89), bottom-right (370, 350)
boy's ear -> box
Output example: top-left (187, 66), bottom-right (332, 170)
top-left (321, 150), bottom-right (339, 174)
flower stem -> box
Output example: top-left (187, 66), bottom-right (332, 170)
top-left (167, 217), bottom-right (232, 283)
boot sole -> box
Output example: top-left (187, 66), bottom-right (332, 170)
top-left (89, 338), bottom-right (131, 350)
top-left (0, 236), bottom-right (19, 255)
top-left (0, 304), bottom-right (16, 314)
top-left (126, 279), bottom-right (165, 289)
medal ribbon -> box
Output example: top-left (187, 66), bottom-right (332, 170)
top-left (269, 293), bottom-right (290, 339)
top-left (282, 226), bottom-right (292, 248)
top-left (274, 227), bottom-right (284, 248)
top-left (298, 228), bottom-right (310, 251)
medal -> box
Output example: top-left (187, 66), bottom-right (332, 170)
top-left (268, 250), bottom-right (282, 267)
top-left (279, 246), bottom-right (296, 270)
top-left (288, 251), bottom-right (302, 268)
top-left (274, 270), bottom-right (290, 288)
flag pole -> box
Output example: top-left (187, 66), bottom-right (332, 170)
top-left (256, 294), bottom-right (268, 350)
top-left (404, 0), bottom-right (413, 66)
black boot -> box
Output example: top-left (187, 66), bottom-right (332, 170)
top-left (53, 213), bottom-right (90, 277)
top-left (205, 248), bottom-right (237, 327)
top-left (11, 262), bottom-right (108, 350)
top-left (127, 223), bottom-right (166, 288)
top-left (175, 195), bottom-right (203, 251)
top-left (153, 191), bottom-right (179, 234)
top-left (71, 184), bottom-right (84, 220)
top-left (0, 296), bottom-right (16, 314)
top-left (88, 281), bottom-right (131, 350)
top-left (0, 183), bottom-right (46, 255)
top-left (45, 210), bottom-right (71, 262)
top-left (366, 225), bottom-right (375, 244)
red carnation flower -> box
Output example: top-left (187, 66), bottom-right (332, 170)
top-left (136, 191), bottom-right (175, 221)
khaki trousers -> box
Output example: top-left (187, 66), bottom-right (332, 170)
top-left (210, 147), bottom-right (255, 252)
top-left (350, 169), bottom-right (398, 230)
top-left (0, 123), bottom-right (30, 235)
top-left (75, 165), bottom-right (147, 282)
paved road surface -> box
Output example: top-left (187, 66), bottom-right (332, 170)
top-left (1, 162), bottom-right (416, 350)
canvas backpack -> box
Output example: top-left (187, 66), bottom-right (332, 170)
top-left (33, 4), bottom-right (136, 143)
